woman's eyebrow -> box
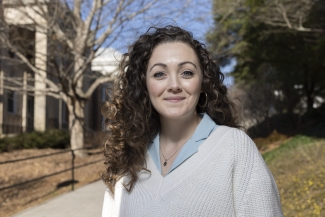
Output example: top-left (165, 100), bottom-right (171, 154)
top-left (149, 61), bottom-right (197, 72)
top-left (178, 61), bottom-right (197, 69)
top-left (149, 63), bottom-right (167, 72)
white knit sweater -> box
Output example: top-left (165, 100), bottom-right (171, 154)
top-left (102, 126), bottom-right (283, 217)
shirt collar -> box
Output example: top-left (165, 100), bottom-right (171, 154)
top-left (148, 133), bottom-right (161, 172)
top-left (148, 113), bottom-right (217, 174)
top-left (191, 113), bottom-right (217, 142)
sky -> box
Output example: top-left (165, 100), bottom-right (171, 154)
top-left (107, 0), bottom-right (234, 86)
top-left (109, 0), bottom-right (214, 52)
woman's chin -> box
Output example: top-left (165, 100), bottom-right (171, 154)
top-left (159, 110), bottom-right (195, 120)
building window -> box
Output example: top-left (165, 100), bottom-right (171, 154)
top-left (102, 86), bottom-right (107, 102)
top-left (7, 90), bottom-right (16, 113)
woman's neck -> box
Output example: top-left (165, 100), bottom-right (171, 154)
top-left (159, 112), bottom-right (201, 146)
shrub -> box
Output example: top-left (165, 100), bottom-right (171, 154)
top-left (253, 130), bottom-right (288, 151)
top-left (0, 129), bottom-right (70, 152)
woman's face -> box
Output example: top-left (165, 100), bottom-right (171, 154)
top-left (146, 42), bottom-right (203, 120)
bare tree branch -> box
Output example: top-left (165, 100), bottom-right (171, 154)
top-left (0, 33), bottom-right (60, 92)
top-left (257, 0), bottom-right (324, 33)
top-left (0, 0), bottom-right (196, 152)
top-left (84, 76), bottom-right (115, 98)
top-left (276, 2), bottom-right (292, 29)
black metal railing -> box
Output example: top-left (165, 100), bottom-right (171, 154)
top-left (0, 147), bottom-right (103, 192)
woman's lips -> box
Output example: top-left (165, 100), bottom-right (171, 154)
top-left (164, 96), bottom-right (185, 102)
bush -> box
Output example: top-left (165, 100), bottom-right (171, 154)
top-left (248, 105), bottom-right (325, 139)
top-left (253, 130), bottom-right (288, 151)
top-left (0, 129), bottom-right (70, 152)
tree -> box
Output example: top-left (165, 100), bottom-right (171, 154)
top-left (207, 0), bottom-right (325, 121)
top-left (251, 0), bottom-right (324, 33)
top-left (0, 0), bottom-right (191, 156)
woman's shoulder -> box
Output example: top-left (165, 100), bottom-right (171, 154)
top-left (209, 125), bottom-right (259, 156)
top-left (213, 126), bottom-right (271, 175)
top-left (211, 125), bottom-right (251, 142)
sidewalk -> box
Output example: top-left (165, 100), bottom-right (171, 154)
top-left (12, 180), bottom-right (106, 217)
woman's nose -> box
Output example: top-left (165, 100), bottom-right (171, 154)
top-left (167, 76), bottom-right (182, 92)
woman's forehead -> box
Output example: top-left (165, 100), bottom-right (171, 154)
top-left (148, 42), bottom-right (199, 66)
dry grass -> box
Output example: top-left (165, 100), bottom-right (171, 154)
top-left (265, 137), bottom-right (325, 217)
top-left (254, 130), bottom-right (289, 153)
top-left (0, 148), bottom-right (105, 217)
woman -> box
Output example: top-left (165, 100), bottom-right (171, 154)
top-left (102, 26), bottom-right (283, 216)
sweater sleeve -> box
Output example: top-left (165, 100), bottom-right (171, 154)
top-left (232, 129), bottom-right (283, 217)
top-left (102, 187), bottom-right (117, 217)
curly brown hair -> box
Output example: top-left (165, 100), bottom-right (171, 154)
top-left (102, 25), bottom-right (240, 193)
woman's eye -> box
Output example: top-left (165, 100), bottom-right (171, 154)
top-left (153, 72), bottom-right (165, 78)
top-left (182, 70), bottom-right (194, 77)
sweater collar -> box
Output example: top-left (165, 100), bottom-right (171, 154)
top-left (148, 113), bottom-right (218, 175)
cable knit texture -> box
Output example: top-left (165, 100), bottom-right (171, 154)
top-left (102, 126), bottom-right (283, 217)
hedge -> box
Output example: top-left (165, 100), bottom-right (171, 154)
top-left (0, 129), bottom-right (70, 152)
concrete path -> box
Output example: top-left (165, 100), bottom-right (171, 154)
top-left (12, 180), bottom-right (106, 217)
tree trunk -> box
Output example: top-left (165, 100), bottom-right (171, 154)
top-left (303, 70), bottom-right (315, 112)
top-left (67, 51), bottom-right (88, 157)
top-left (68, 98), bottom-right (87, 157)
top-left (306, 94), bottom-right (314, 112)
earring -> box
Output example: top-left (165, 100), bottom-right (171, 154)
top-left (198, 92), bottom-right (208, 107)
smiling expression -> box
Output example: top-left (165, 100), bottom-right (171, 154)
top-left (146, 42), bottom-right (203, 120)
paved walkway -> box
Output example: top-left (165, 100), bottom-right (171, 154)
top-left (12, 180), bottom-right (106, 217)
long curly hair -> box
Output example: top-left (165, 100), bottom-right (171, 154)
top-left (102, 25), bottom-right (240, 193)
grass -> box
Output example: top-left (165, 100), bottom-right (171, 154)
top-left (263, 135), bottom-right (319, 164)
top-left (263, 135), bottom-right (325, 217)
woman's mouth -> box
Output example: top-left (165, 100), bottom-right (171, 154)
top-left (164, 96), bottom-right (185, 102)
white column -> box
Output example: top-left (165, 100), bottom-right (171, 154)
top-left (34, 30), bottom-right (47, 131)
top-left (21, 71), bottom-right (27, 132)
top-left (0, 65), bottom-right (3, 136)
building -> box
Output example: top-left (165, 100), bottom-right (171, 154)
top-left (0, 0), bottom-right (120, 137)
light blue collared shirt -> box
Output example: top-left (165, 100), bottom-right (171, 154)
top-left (148, 113), bottom-right (218, 176)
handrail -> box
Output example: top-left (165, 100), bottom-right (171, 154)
top-left (0, 147), bottom-right (94, 165)
top-left (0, 147), bottom-right (103, 192)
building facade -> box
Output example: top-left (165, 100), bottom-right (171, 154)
top-left (0, 0), bottom-right (119, 137)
